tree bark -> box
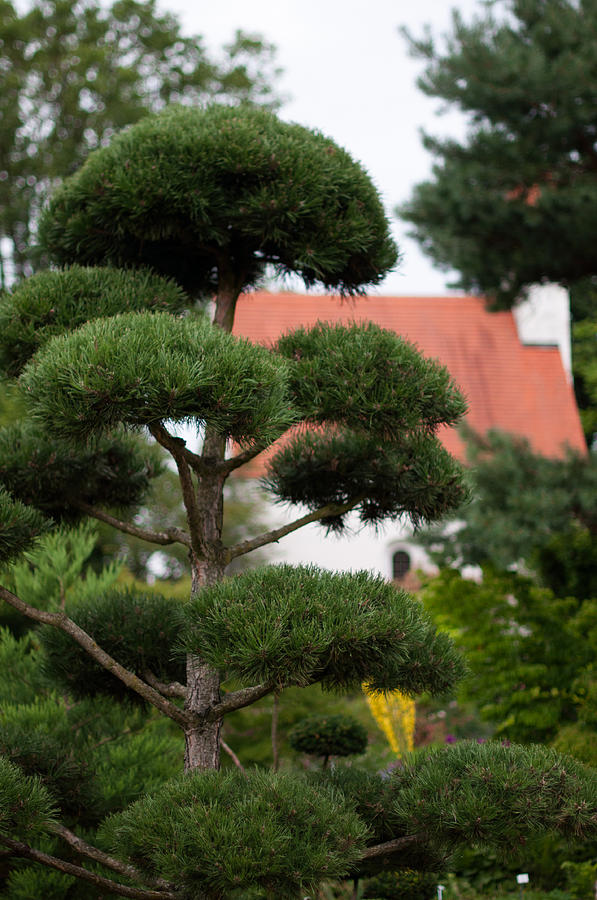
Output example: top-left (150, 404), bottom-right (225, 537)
top-left (182, 265), bottom-right (242, 772)
top-left (183, 443), bottom-right (227, 773)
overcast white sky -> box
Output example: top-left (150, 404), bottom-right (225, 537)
top-left (168, 0), bottom-right (483, 295)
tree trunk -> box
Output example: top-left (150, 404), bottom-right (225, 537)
top-left (182, 269), bottom-right (241, 773)
top-left (183, 442), bottom-right (227, 773)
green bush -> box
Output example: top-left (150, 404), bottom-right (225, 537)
top-left (289, 714), bottom-right (368, 761)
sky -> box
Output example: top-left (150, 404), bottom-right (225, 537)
top-left (167, 0), bottom-right (483, 295)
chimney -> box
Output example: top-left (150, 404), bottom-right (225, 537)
top-left (513, 284), bottom-right (572, 381)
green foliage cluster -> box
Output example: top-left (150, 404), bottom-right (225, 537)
top-left (0, 0), bottom-right (281, 281)
top-left (421, 568), bottom-right (596, 747)
top-left (391, 741), bottom-right (597, 848)
top-left (264, 428), bottom-right (467, 532)
top-left (181, 565), bottom-right (466, 694)
top-left (0, 265), bottom-right (189, 377)
top-left (21, 310), bottom-right (294, 444)
top-left (0, 699), bottom-right (102, 826)
top-left (288, 714), bottom-right (368, 760)
top-left (41, 587), bottom-right (185, 702)
top-left (0, 420), bottom-right (161, 522)
top-left (100, 768), bottom-right (369, 899)
top-left (0, 757), bottom-right (55, 840)
top-left (275, 322), bottom-right (466, 436)
top-left (39, 104), bottom-right (398, 296)
top-left (0, 488), bottom-right (51, 564)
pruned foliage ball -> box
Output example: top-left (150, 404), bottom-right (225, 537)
top-left (99, 768), bottom-right (368, 899)
top-left (0, 755), bottom-right (56, 840)
top-left (39, 104), bottom-right (398, 296)
top-left (391, 741), bottom-right (597, 849)
top-left (363, 869), bottom-right (438, 900)
top-left (275, 322), bottom-right (466, 437)
top-left (180, 565), bottom-right (466, 695)
top-left (0, 421), bottom-right (160, 522)
top-left (40, 588), bottom-right (185, 704)
top-left (0, 488), bottom-right (52, 564)
top-left (20, 311), bottom-right (294, 444)
top-left (263, 428), bottom-right (468, 532)
top-left (0, 265), bottom-right (190, 378)
top-left (289, 714), bottom-right (368, 760)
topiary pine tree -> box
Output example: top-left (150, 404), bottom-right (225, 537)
top-left (0, 104), bottom-right (595, 899)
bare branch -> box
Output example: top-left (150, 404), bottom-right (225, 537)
top-left (218, 443), bottom-right (268, 475)
top-left (0, 585), bottom-right (193, 730)
top-left (208, 681), bottom-right (277, 720)
top-left (360, 834), bottom-right (422, 860)
top-left (52, 824), bottom-right (173, 893)
top-left (149, 424), bottom-right (204, 557)
top-left (0, 835), bottom-right (176, 899)
top-left (73, 500), bottom-right (192, 548)
top-left (225, 498), bottom-right (364, 562)
top-left (149, 421), bottom-right (207, 474)
top-left (144, 669), bottom-right (187, 699)
top-left (221, 739), bottom-right (246, 773)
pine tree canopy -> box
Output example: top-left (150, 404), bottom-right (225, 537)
top-left (20, 311), bottom-right (294, 444)
top-left (0, 421), bottom-right (161, 522)
top-left (38, 104), bottom-right (398, 296)
top-left (263, 428), bottom-right (468, 532)
top-left (181, 565), bottom-right (466, 695)
top-left (399, 0), bottom-right (597, 306)
top-left (98, 768), bottom-right (369, 900)
top-left (0, 266), bottom-right (189, 378)
top-left (391, 741), bottom-right (597, 848)
top-left (0, 488), bottom-right (51, 564)
top-left (275, 321), bottom-right (467, 436)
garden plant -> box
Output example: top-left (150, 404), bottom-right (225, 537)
top-left (0, 104), bottom-right (595, 899)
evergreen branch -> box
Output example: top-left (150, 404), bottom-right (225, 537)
top-left (148, 421), bottom-right (207, 474)
top-left (144, 669), bottom-right (187, 699)
top-left (73, 500), bottom-right (192, 548)
top-left (360, 834), bottom-right (422, 860)
top-left (221, 739), bottom-right (246, 773)
top-left (0, 835), bottom-right (177, 899)
top-left (149, 424), bottom-right (204, 557)
top-left (51, 823), bottom-right (174, 893)
top-left (208, 681), bottom-right (277, 719)
top-left (0, 585), bottom-right (194, 730)
top-left (225, 497), bottom-right (364, 561)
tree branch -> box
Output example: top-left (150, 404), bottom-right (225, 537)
top-left (221, 739), bottom-right (246, 773)
top-left (148, 420), bottom-right (207, 474)
top-left (0, 585), bottom-right (193, 730)
top-left (51, 824), bottom-right (173, 893)
top-left (218, 443), bottom-right (268, 475)
top-left (144, 669), bottom-right (187, 699)
top-left (0, 835), bottom-right (176, 899)
top-left (208, 681), bottom-right (277, 720)
top-left (225, 498), bottom-right (364, 562)
top-left (360, 834), bottom-right (422, 860)
top-left (148, 423), bottom-right (204, 557)
top-left (73, 500), bottom-right (192, 548)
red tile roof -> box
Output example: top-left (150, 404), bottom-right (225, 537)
top-left (232, 292), bottom-right (586, 467)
